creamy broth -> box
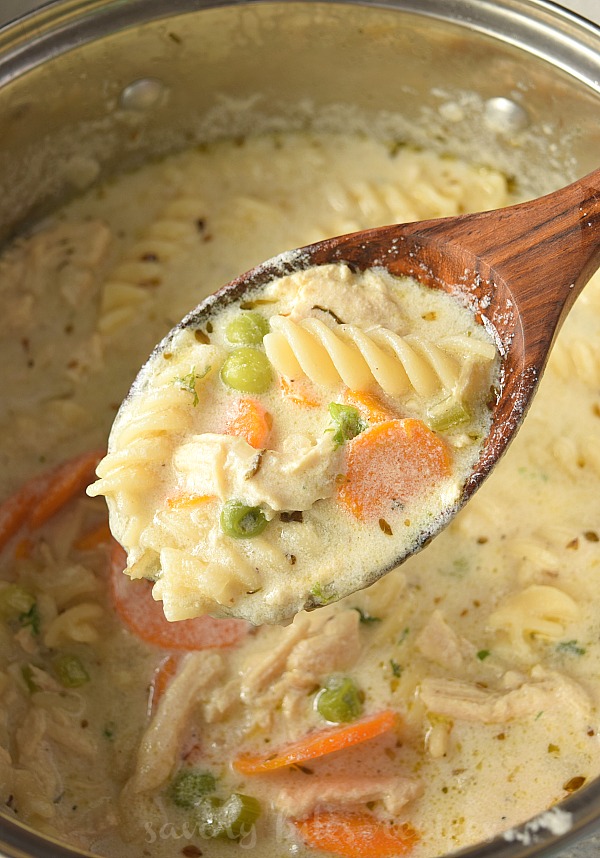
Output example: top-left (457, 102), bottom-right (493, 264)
top-left (90, 263), bottom-right (499, 624)
top-left (0, 134), bottom-right (599, 858)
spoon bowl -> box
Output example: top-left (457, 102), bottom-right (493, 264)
top-left (181, 166), bottom-right (600, 509)
top-left (96, 168), bottom-right (600, 622)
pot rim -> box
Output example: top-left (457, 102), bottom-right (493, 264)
top-left (0, 1), bottom-right (599, 857)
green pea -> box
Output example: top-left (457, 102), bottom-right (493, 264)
top-left (226, 312), bottom-right (270, 345)
top-left (54, 654), bottom-right (90, 688)
top-left (169, 769), bottom-right (217, 808)
top-left (328, 403), bottom-right (367, 448)
top-left (316, 675), bottom-right (364, 723)
top-left (0, 584), bottom-right (35, 619)
top-left (220, 501), bottom-right (267, 539)
top-left (220, 347), bottom-right (272, 394)
top-left (196, 793), bottom-right (261, 841)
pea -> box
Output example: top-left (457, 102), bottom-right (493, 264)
top-left (220, 347), bottom-right (272, 394)
top-left (54, 654), bottom-right (90, 688)
top-left (0, 584), bottom-right (35, 619)
top-left (226, 312), bottom-right (269, 345)
top-left (196, 793), bottom-right (261, 841)
top-left (169, 769), bottom-right (217, 808)
top-left (316, 675), bottom-right (364, 723)
top-left (220, 501), bottom-right (267, 539)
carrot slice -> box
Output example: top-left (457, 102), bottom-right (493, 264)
top-left (74, 522), bottom-right (112, 551)
top-left (28, 449), bottom-right (105, 528)
top-left (342, 389), bottom-right (398, 424)
top-left (223, 397), bottom-right (272, 448)
top-left (0, 449), bottom-right (104, 552)
top-left (279, 376), bottom-right (321, 408)
top-left (109, 541), bottom-right (249, 650)
top-left (0, 483), bottom-right (37, 553)
top-left (165, 494), bottom-right (216, 512)
top-left (337, 419), bottom-right (451, 521)
top-left (295, 811), bottom-right (419, 858)
top-left (234, 710), bottom-right (397, 774)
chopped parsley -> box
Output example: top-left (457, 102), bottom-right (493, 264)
top-left (556, 639), bottom-right (586, 656)
top-left (174, 365), bottom-right (211, 406)
top-left (19, 602), bottom-right (40, 636)
top-left (353, 608), bottom-right (382, 625)
top-left (310, 582), bottom-right (338, 605)
top-left (390, 660), bottom-right (403, 678)
top-left (476, 649), bottom-right (491, 661)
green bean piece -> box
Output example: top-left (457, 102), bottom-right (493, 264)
top-left (0, 584), bottom-right (35, 619)
top-left (196, 794), bottom-right (261, 840)
top-left (54, 654), bottom-right (90, 688)
top-left (220, 501), bottom-right (267, 539)
top-left (427, 397), bottom-right (470, 432)
top-left (328, 403), bottom-right (367, 448)
top-left (219, 793), bottom-right (261, 840)
top-left (316, 674), bottom-right (364, 723)
top-left (226, 312), bottom-right (270, 345)
top-left (169, 769), bottom-right (217, 808)
top-left (220, 347), bottom-right (272, 394)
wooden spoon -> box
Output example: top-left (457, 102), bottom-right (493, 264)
top-left (181, 166), bottom-right (600, 510)
top-left (109, 167), bottom-right (599, 621)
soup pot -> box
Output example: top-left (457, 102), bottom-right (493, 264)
top-left (0, 1), bottom-right (599, 857)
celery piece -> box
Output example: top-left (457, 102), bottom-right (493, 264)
top-left (54, 654), bottom-right (90, 688)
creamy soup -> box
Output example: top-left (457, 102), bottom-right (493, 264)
top-left (0, 134), bottom-right (599, 858)
top-left (90, 263), bottom-right (499, 624)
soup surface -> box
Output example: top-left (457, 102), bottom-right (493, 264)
top-left (0, 133), bottom-right (599, 858)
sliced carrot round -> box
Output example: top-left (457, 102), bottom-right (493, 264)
top-left (109, 541), bottom-right (249, 650)
top-left (29, 449), bottom-right (105, 528)
top-left (342, 389), bottom-right (398, 424)
top-left (337, 419), bottom-right (451, 521)
top-left (0, 449), bottom-right (105, 553)
top-left (234, 709), bottom-right (397, 774)
top-left (223, 397), bottom-right (272, 448)
top-left (295, 811), bottom-right (419, 858)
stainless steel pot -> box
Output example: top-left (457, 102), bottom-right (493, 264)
top-left (0, 1), bottom-right (599, 857)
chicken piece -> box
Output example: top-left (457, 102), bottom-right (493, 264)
top-left (126, 651), bottom-right (224, 794)
top-left (241, 611), bottom-right (335, 700)
top-left (174, 432), bottom-right (342, 512)
top-left (270, 774), bottom-right (423, 819)
top-left (420, 666), bottom-right (591, 724)
top-left (0, 220), bottom-right (112, 333)
top-left (285, 609), bottom-right (362, 687)
top-left (415, 610), bottom-right (476, 670)
top-left (240, 608), bottom-right (362, 730)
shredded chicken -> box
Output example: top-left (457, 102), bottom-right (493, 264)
top-left (174, 432), bottom-right (342, 512)
top-left (242, 609), bottom-right (361, 698)
top-left (269, 773), bottom-right (423, 819)
top-left (415, 610), bottom-right (476, 670)
top-left (126, 651), bottom-right (224, 794)
top-left (420, 666), bottom-right (591, 724)
top-left (240, 608), bottom-right (362, 730)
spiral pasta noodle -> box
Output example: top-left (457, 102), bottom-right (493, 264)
top-left (264, 315), bottom-right (495, 400)
top-left (98, 194), bottom-right (209, 336)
